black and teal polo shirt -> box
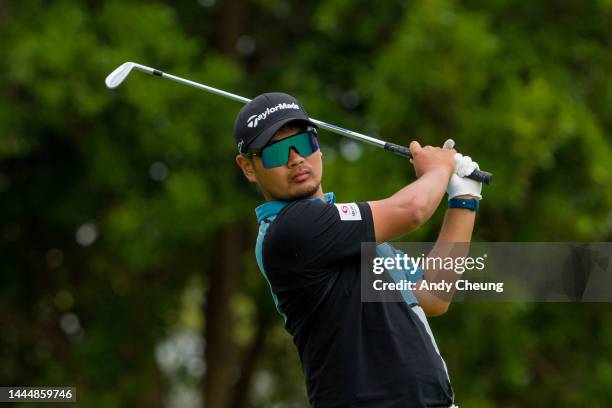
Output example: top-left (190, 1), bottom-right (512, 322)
top-left (255, 192), bottom-right (454, 407)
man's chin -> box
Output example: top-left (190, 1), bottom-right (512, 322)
top-left (272, 182), bottom-right (321, 201)
top-left (292, 186), bottom-right (320, 200)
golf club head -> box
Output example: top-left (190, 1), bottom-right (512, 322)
top-left (105, 62), bottom-right (136, 89)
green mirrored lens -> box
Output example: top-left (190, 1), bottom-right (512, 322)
top-left (261, 132), bottom-right (318, 168)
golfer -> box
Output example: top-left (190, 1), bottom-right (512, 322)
top-left (234, 92), bottom-right (482, 407)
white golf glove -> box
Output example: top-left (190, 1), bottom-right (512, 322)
top-left (447, 153), bottom-right (482, 200)
top-left (441, 140), bottom-right (482, 200)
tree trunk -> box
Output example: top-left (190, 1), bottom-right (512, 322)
top-left (229, 311), bottom-right (272, 408)
top-left (204, 221), bottom-right (243, 408)
top-left (214, 0), bottom-right (248, 56)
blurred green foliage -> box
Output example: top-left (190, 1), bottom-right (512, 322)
top-left (1, 0), bottom-right (611, 407)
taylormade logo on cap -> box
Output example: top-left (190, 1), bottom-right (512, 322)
top-left (246, 102), bottom-right (300, 128)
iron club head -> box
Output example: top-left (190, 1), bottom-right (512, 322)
top-left (105, 62), bottom-right (137, 89)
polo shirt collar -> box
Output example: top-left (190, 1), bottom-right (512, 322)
top-left (255, 192), bottom-right (336, 223)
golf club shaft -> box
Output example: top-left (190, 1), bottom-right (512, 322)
top-left (138, 66), bottom-right (386, 147)
top-left (127, 64), bottom-right (493, 184)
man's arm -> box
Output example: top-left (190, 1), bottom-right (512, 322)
top-left (415, 153), bottom-right (483, 315)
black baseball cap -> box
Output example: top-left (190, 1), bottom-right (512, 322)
top-left (234, 92), bottom-right (318, 153)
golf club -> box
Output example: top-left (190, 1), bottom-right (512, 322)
top-left (105, 62), bottom-right (493, 184)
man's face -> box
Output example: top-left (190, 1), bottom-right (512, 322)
top-left (236, 126), bottom-right (323, 201)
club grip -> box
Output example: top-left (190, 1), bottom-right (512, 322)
top-left (384, 142), bottom-right (493, 185)
top-left (467, 169), bottom-right (493, 185)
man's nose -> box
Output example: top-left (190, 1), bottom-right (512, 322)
top-left (287, 147), bottom-right (304, 167)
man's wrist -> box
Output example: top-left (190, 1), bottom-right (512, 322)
top-left (423, 166), bottom-right (454, 179)
top-left (448, 197), bottom-right (479, 211)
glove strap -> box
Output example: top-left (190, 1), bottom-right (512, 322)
top-left (448, 197), bottom-right (479, 212)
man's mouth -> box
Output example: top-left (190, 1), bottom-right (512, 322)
top-left (292, 169), bottom-right (310, 182)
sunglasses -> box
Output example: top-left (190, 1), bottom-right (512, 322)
top-left (245, 130), bottom-right (320, 168)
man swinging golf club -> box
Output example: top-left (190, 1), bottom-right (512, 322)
top-left (234, 92), bottom-right (482, 407)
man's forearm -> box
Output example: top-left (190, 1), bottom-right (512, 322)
top-left (389, 168), bottom-right (452, 224)
top-left (437, 205), bottom-right (476, 243)
top-left (415, 205), bottom-right (477, 315)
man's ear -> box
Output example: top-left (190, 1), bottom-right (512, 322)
top-left (235, 155), bottom-right (257, 183)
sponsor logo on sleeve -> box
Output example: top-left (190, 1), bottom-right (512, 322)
top-left (334, 203), bottom-right (362, 221)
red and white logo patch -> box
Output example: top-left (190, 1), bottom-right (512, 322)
top-left (334, 203), bottom-right (362, 221)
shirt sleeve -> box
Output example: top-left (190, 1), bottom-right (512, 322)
top-left (262, 200), bottom-right (375, 289)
